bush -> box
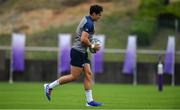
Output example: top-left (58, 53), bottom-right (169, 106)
top-left (0, 33), bottom-right (11, 45)
top-left (131, 19), bottom-right (157, 46)
top-left (130, 0), bottom-right (164, 46)
top-left (139, 0), bottom-right (164, 9)
top-left (165, 2), bottom-right (180, 17)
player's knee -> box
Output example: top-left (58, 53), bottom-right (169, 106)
top-left (71, 74), bottom-right (78, 81)
top-left (87, 71), bottom-right (92, 76)
top-left (85, 71), bottom-right (92, 79)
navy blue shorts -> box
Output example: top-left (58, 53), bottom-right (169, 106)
top-left (70, 48), bottom-right (90, 67)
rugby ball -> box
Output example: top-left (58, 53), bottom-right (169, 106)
top-left (89, 38), bottom-right (101, 53)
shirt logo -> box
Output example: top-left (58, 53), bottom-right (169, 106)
top-left (86, 28), bottom-right (88, 31)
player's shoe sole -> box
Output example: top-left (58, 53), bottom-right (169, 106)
top-left (86, 101), bottom-right (102, 107)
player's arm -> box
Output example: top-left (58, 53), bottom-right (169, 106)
top-left (81, 31), bottom-right (100, 50)
top-left (81, 31), bottom-right (92, 47)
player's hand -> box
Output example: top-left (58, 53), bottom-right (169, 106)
top-left (94, 44), bottom-right (101, 51)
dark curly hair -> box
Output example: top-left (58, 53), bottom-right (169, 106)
top-left (89, 4), bottom-right (103, 15)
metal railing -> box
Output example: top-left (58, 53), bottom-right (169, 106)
top-left (0, 46), bottom-right (180, 55)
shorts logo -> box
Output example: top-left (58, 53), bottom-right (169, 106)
top-left (86, 28), bottom-right (88, 31)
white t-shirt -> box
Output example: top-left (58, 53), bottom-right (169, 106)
top-left (158, 63), bottom-right (163, 75)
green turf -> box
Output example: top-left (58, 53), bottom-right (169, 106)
top-left (0, 82), bottom-right (179, 109)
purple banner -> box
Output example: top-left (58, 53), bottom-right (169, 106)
top-left (164, 36), bottom-right (175, 74)
top-left (92, 35), bottom-right (105, 74)
top-left (12, 33), bottom-right (25, 71)
top-left (123, 36), bottom-right (137, 74)
top-left (58, 34), bottom-right (71, 74)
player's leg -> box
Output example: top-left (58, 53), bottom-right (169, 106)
top-left (83, 64), bottom-right (102, 106)
top-left (44, 48), bottom-right (84, 101)
top-left (44, 66), bottom-right (83, 101)
top-left (49, 65), bottom-right (83, 87)
top-left (59, 66), bottom-right (83, 84)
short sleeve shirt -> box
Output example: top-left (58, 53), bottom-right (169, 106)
top-left (72, 16), bottom-right (95, 53)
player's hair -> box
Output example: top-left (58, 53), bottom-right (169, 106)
top-left (89, 4), bottom-right (103, 15)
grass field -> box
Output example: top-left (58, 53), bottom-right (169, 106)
top-left (0, 82), bottom-right (179, 109)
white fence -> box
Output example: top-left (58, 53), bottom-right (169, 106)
top-left (1, 46), bottom-right (180, 55)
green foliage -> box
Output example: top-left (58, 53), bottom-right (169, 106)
top-left (28, 24), bottom-right (77, 46)
top-left (165, 2), bottom-right (180, 17)
top-left (139, 0), bottom-right (164, 9)
top-left (0, 33), bottom-right (11, 45)
top-left (97, 11), bottom-right (131, 49)
top-left (132, 0), bottom-right (180, 47)
top-left (131, 19), bottom-right (157, 46)
top-left (131, 0), bottom-right (165, 46)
